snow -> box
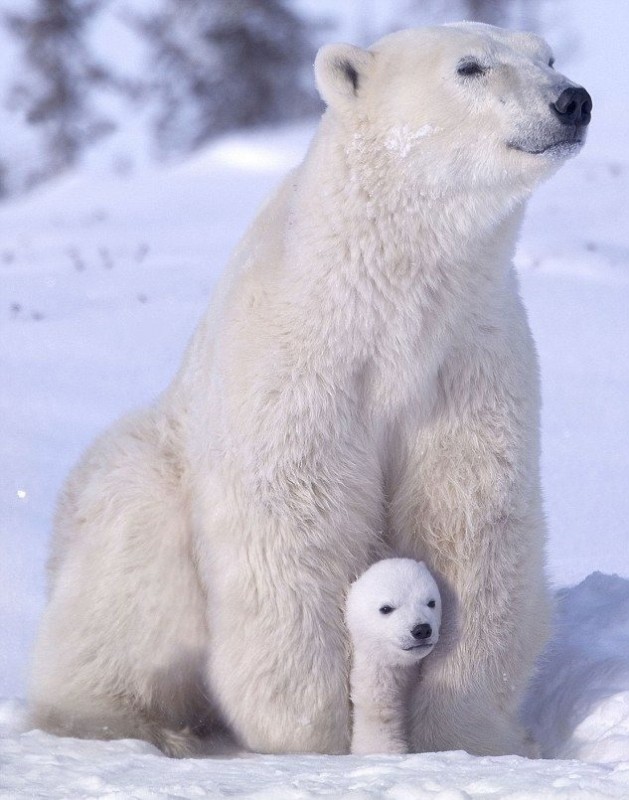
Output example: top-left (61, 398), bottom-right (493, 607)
top-left (383, 124), bottom-right (440, 157)
top-left (2, 1), bottom-right (629, 797)
top-left (1, 717), bottom-right (629, 800)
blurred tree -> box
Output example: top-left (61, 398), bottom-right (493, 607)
top-left (5, 0), bottom-right (114, 185)
top-left (464, 0), bottom-right (539, 28)
top-left (407, 0), bottom-right (540, 30)
top-left (464, 0), bottom-right (511, 26)
top-left (135, 0), bottom-right (319, 156)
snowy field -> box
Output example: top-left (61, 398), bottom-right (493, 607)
top-left (2, 4), bottom-right (629, 799)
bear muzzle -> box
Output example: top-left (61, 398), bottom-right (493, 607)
top-left (550, 86), bottom-right (592, 128)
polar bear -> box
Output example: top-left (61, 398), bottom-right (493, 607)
top-left (346, 559), bottom-right (441, 755)
top-left (29, 22), bottom-right (591, 757)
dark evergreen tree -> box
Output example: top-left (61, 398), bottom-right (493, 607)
top-left (462, 0), bottom-right (509, 26)
top-left (136, 0), bottom-right (319, 156)
top-left (6, 0), bottom-right (114, 184)
top-left (462, 0), bottom-right (539, 28)
top-left (405, 0), bottom-right (540, 31)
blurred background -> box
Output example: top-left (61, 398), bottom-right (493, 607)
top-left (0, 0), bottom-right (569, 200)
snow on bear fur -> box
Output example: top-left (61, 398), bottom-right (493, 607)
top-left (346, 559), bottom-right (442, 755)
top-left (29, 23), bottom-right (591, 757)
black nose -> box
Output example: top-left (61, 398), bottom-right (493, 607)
top-left (551, 87), bottom-right (592, 127)
top-left (411, 623), bottom-right (432, 640)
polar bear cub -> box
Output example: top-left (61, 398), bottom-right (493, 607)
top-left (345, 559), bottom-right (441, 755)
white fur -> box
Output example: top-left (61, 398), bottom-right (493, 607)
top-left (30, 23), bottom-right (589, 757)
top-left (346, 559), bottom-right (441, 754)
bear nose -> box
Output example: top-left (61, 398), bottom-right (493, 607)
top-left (550, 87), bottom-right (592, 127)
top-left (411, 623), bottom-right (432, 640)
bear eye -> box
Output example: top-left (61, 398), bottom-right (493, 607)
top-left (427, 600), bottom-right (436, 609)
top-left (379, 605), bottom-right (394, 615)
top-left (548, 57), bottom-right (555, 69)
top-left (457, 59), bottom-right (486, 77)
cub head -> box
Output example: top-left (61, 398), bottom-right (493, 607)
top-left (315, 23), bottom-right (591, 197)
top-left (345, 558), bottom-right (442, 666)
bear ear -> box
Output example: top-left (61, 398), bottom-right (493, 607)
top-left (314, 43), bottom-right (374, 110)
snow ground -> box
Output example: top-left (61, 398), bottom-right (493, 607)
top-left (2, 4), bottom-right (629, 798)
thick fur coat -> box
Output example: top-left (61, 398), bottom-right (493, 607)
top-left (30, 23), bottom-right (591, 757)
top-left (346, 559), bottom-right (441, 755)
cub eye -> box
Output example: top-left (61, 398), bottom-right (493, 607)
top-left (457, 60), bottom-right (486, 77)
top-left (427, 600), bottom-right (436, 609)
top-left (548, 57), bottom-right (555, 68)
top-left (379, 605), bottom-right (394, 615)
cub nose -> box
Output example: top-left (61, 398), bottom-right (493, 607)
top-left (551, 87), bottom-right (592, 127)
top-left (411, 623), bottom-right (432, 640)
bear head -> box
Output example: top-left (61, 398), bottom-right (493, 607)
top-left (315, 23), bottom-right (591, 200)
top-left (345, 558), bottom-right (442, 667)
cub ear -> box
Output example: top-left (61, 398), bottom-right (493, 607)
top-left (314, 43), bottom-right (374, 109)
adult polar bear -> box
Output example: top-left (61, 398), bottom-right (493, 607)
top-left (30, 23), bottom-right (591, 757)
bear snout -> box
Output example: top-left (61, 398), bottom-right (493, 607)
top-left (411, 623), bottom-right (432, 640)
top-left (550, 86), bottom-right (592, 128)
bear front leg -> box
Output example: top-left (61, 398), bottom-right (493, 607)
top-left (349, 654), bottom-right (411, 755)
top-left (389, 341), bottom-right (550, 757)
top-left (196, 449), bottom-right (384, 755)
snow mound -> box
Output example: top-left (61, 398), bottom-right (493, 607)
top-left (524, 573), bottom-right (629, 764)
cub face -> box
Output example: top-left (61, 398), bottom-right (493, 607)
top-left (316, 22), bottom-right (591, 195)
top-left (346, 559), bottom-right (442, 667)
